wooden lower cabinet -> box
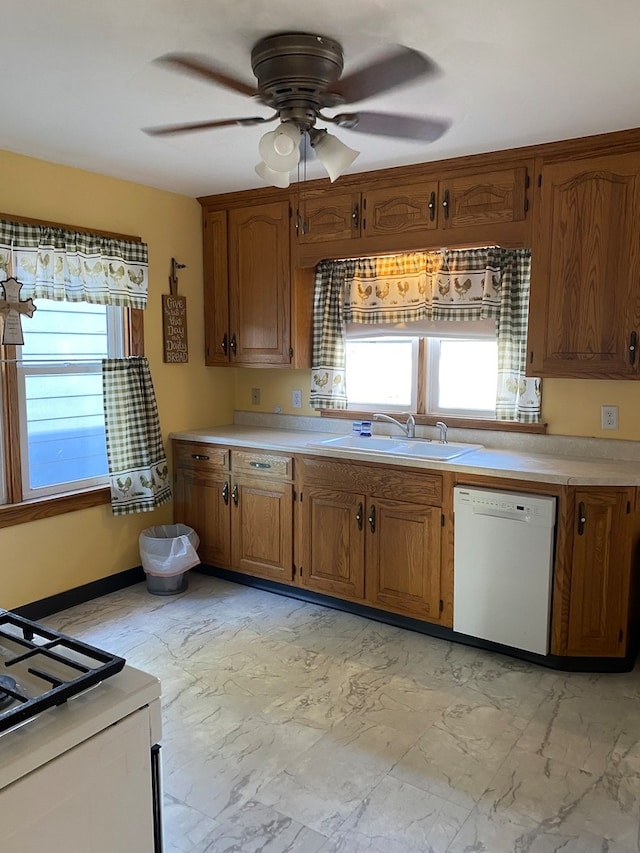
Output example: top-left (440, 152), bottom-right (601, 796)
top-left (173, 442), bottom-right (294, 585)
top-left (172, 441), bottom-right (231, 568)
top-left (366, 497), bottom-right (442, 621)
top-left (231, 476), bottom-right (293, 583)
top-left (297, 457), bottom-right (445, 623)
top-left (563, 487), bottom-right (637, 657)
top-left (299, 486), bottom-right (365, 598)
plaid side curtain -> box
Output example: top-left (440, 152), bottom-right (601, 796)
top-left (102, 357), bottom-right (171, 515)
top-left (0, 219), bottom-right (148, 308)
top-left (309, 259), bottom-right (355, 409)
top-left (493, 248), bottom-right (541, 423)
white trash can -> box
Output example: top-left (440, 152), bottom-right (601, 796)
top-left (139, 524), bottom-right (200, 595)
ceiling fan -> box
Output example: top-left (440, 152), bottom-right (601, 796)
top-left (144, 32), bottom-right (450, 187)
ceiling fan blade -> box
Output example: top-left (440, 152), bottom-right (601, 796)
top-left (155, 53), bottom-right (259, 98)
top-left (330, 111), bottom-right (450, 141)
top-left (143, 115), bottom-right (277, 137)
top-left (328, 47), bottom-right (439, 104)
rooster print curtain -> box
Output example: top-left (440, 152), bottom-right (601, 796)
top-left (102, 357), bottom-right (171, 515)
top-left (310, 247), bottom-right (540, 422)
top-left (0, 219), bottom-right (148, 309)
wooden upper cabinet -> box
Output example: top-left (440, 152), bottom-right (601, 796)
top-left (202, 209), bottom-right (229, 366)
top-left (440, 167), bottom-right (528, 230)
top-left (363, 182), bottom-right (439, 237)
top-left (293, 166), bottom-right (530, 252)
top-left (528, 152), bottom-right (640, 378)
top-left (202, 200), bottom-right (292, 366)
top-left (296, 191), bottom-right (361, 243)
top-left (228, 201), bottom-right (291, 365)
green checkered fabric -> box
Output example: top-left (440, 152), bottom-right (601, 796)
top-left (102, 357), bottom-right (171, 515)
top-left (310, 248), bottom-right (540, 423)
top-left (0, 220), bottom-right (148, 309)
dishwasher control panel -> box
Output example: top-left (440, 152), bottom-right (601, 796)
top-left (454, 487), bottom-right (556, 525)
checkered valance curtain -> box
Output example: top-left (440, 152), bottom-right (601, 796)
top-left (0, 219), bottom-right (148, 308)
top-left (102, 357), bottom-right (171, 515)
top-left (310, 248), bottom-right (540, 422)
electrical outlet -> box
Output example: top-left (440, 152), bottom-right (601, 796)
top-left (601, 405), bottom-right (618, 430)
top-left (292, 389), bottom-right (302, 409)
top-left (251, 387), bottom-right (260, 405)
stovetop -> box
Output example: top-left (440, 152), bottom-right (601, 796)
top-left (0, 608), bottom-right (125, 735)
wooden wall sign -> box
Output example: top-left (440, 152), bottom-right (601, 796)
top-left (162, 258), bottom-right (188, 363)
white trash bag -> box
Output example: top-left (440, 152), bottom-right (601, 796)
top-left (139, 524), bottom-right (200, 577)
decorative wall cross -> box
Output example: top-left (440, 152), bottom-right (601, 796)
top-left (0, 277), bottom-right (37, 345)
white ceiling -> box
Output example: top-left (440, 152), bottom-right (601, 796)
top-left (3, 0), bottom-right (640, 198)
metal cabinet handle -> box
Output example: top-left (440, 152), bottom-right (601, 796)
top-left (577, 501), bottom-right (586, 535)
top-left (629, 331), bottom-right (638, 365)
top-left (368, 504), bottom-right (376, 533)
top-left (221, 333), bottom-right (228, 355)
top-left (428, 190), bottom-right (436, 222)
top-left (249, 461), bottom-right (272, 469)
top-left (352, 204), bottom-right (360, 230)
top-left (191, 453), bottom-right (210, 461)
top-left (442, 189), bottom-right (450, 219)
top-left (222, 482), bottom-right (229, 505)
top-left (356, 502), bottom-right (363, 531)
top-left (232, 484), bottom-right (238, 506)
top-left (230, 334), bottom-right (237, 355)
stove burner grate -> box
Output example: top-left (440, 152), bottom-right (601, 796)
top-left (0, 674), bottom-right (19, 710)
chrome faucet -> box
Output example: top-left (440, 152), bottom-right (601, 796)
top-left (373, 413), bottom-right (416, 439)
top-left (435, 420), bottom-right (448, 443)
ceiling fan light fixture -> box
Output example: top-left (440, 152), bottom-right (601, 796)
top-left (255, 160), bottom-right (291, 188)
top-left (258, 121), bottom-right (301, 171)
top-left (309, 128), bottom-right (359, 182)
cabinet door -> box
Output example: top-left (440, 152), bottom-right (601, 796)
top-left (366, 497), bottom-right (442, 621)
top-left (566, 489), bottom-right (632, 656)
top-left (230, 476), bottom-right (293, 582)
top-left (528, 153), bottom-right (640, 377)
top-left (363, 182), bottom-right (439, 236)
top-left (174, 466), bottom-right (231, 568)
top-left (228, 201), bottom-right (291, 365)
top-left (300, 486), bottom-right (366, 599)
top-left (440, 167), bottom-right (528, 229)
top-left (296, 191), bottom-right (362, 243)
top-left (203, 209), bottom-right (230, 365)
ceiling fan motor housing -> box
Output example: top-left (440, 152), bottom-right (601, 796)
top-left (251, 32), bottom-right (345, 125)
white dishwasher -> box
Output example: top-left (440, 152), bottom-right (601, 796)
top-left (453, 486), bottom-right (556, 655)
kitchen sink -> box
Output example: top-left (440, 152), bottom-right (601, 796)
top-left (307, 434), bottom-right (483, 461)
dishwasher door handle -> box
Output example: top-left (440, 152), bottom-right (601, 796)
top-left (470, 508), bottom-right (532, 522)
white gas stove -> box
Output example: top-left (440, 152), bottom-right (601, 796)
top-left (0, 609), bottom-right (163, 852)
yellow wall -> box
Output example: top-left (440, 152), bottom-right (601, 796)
top-left (1, 149), bottom-right (234, 609)
top-left (234, 370), bottom-right (640, 441)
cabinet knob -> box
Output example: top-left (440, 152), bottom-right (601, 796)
top-left (230, 334), bottom-right (237, 355)
top-left (442, 189), bottom-right (450, 219)
top-left (191, 454), bottom-right (210, 461)
top-left (221, 333), bottom-right (228, 355)
top-left (352, 204), bottom-right (360, 230)
top-left (368, 504), bottom-right (376, 533)
top-left (577, 501), bottom-right (586, 535)
top-left (629, 331), bottom-right (638, 366)
top-left (250, 461), bottom-right (271, 469)
top-left (222, 481), bottom-right (229, 505)
top-left (232, 483), bottom-right (239, 506)
top-left (356, 502), bottom-right (363, 531)
top-left (428, 190), bottom-right (436, 222)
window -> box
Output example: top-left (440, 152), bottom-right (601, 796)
top-left (16, 301), bottom-right (125, 499)
top-left (344, 324), bottom-right (499, 419)
top-left (1, 300), bottom-right (127, 506)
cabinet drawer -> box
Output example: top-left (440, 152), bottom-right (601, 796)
top-left (298, 456), bottom-right (442, 505)
top-left (173, 441), bottom-right (229, 472)
top-left (232, 450), bottom-right (293, 480)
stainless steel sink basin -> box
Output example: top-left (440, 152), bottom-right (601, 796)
top-left (307, 435), bottom-right (482, 461)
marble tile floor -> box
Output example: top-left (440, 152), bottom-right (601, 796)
top-left (46, 572), bottom-right (640, 853)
